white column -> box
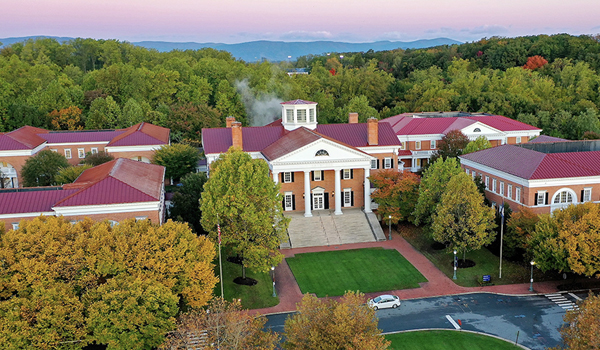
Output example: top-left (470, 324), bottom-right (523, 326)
top-left (273, 171), bottom-right (279, 184)
top-left (364, 167), bottom-right (372, 213)
top-left (304, 170), bottom-right (312, 217)
top-left (334, 168), bottom-right (342, 215)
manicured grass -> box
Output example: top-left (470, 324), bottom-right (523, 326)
top-left (286, 247), bottom-right (427, 297)
top-left (398, 224), bottom-right (551, 287)
top-left (214, 257), bottom-right (279, 310)
top-left (386, 330), bottom-right (522, 350)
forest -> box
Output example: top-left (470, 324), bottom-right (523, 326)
top-left (1, 33), bottom-right (600, 143)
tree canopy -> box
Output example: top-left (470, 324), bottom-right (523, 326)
top-left (151, 143), bottom-right (201, 183)
top-left (169, 172), bottom-right (208, 234)
top-left (551, 293), bottom-right (600, 350)
top-left (463, 135), bottom-right (492, 154)
top-left (370, 169), bottom-right (420, 224)
top-left (20, 149), bottom-right (70, 187)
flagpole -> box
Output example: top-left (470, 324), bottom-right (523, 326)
top-left (217, 214), bottom-right (224, 299)
top-left (499, 202), bottom-right (504, 279)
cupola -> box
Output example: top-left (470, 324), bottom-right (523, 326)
top-left (280, 99), bottom-right (318, 131)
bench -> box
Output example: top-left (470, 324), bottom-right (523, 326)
top-left (477, 274), bottom-right (493, 286)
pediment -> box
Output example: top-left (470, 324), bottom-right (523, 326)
top-left (268, 138), bottom-right (372, 164)
top-left (461, 121), bottom-right (503, 137)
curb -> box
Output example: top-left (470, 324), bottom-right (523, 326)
top-left (381, 328), bottom-right (531, 350)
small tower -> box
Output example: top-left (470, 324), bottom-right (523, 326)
top-left (281, 99), bottom-right (318, 131)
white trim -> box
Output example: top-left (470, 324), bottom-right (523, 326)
top-left (53, 201), bottom-right (161, 216)
top-left (356, 145), bottom-right (401, 154)
top-left (105, 145), bottom-right (165, 153)
top-left (0, 142), bottom-right (47, 157)
top-left (46, 141), bottom-right (109, 146)
top-left (0, 211), bottom-right (55, 219)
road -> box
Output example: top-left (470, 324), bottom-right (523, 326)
top-left (265, 292), bottom-right (586, 349)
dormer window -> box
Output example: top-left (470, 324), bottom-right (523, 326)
top-left (297, 109), bottom-right (307, 122)
top-left (309, 109), bottom-right (315, 122)
top-left (473, 128), bottom-right (481, 132)
top-left (315, 149), bottom-right (329, 156)
top-left (286, 110), bottom-right (293, 123)
top-left (281, 100), bottom-right (318, 131)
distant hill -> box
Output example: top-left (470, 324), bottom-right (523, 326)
top-left (0, 36), bottom-right (462, 62)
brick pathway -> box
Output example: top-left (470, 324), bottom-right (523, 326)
top-left (253, 228), bottom-right (561, 315)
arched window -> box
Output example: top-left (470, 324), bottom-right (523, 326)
top-left (315, 149), bottom-right (329, 156)
top-left (553, 190), bottom-right (574, 204)
top-left (473, 128), bottom-right (481, 132)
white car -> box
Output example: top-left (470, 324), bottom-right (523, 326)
top-left (368, 294), bottom-right (401, 310)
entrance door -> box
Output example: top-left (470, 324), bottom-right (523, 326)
top-left (313, 192), bottom-right (324, 210)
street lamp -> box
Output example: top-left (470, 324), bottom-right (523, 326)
top-left (529, 261), bottom-right (535, 292)
top-left (271, 266), bottom-right (277, 297)
top-left (453, 250), bottom-right (457, 280)
top-left (388, 215), bottom-right (392, 240)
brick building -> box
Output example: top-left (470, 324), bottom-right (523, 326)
top-left (459, 139), bottom-right (600, 214)
top-left (0, 158), bottom-right (166, 231)
top-left (202, 100), bottom-right (402, 217)
top-left (0, 122), bottom-right (169, 188)
top-left (379, 112), bottom-right (541, 172)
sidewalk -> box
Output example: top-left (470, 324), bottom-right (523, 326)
top-left (253, 228), bottom-right (561, 315)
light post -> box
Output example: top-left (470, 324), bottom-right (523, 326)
top-left (529, 261), bottom-right (535, 292)
top-left (388, 215), bottom-right (392, 241)
top-left (271, 266), bottom-right (276, 297)
top-left (453, 250), bottom-right (457, 280)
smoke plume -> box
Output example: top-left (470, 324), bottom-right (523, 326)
top-left (235, 79), bottom-right (283, 126)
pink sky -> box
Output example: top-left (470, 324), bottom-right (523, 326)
top-left (2, 0), bottom-right (599, 43)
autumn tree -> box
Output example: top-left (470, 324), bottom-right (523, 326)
top-left (49, 105), bottom-right (84, 130)
top-left (0, 217), bottom-right (218, 349)
top-left (283, 291), bottom-right (389, 350)
top-left (463, 135), bottom-right (492, 154)
top-left (370, 169), bottom-right (420, 224)
top-left (151, 143), bottom-right (200, 183)
top-left (55, 164), bottom-right (92, 184)
top-left (20, 149), bottom-right (70, 186)
top-left (505, 207), bottom-right (540, 260)
top-left (551, 293), bottom-right (600, 350)
top-left (200, 147), bottom-right (289, 279)
top-left (523, 55), bottom-right (548, 70)
top-left (163, 298), bottom-right (278, 350)
top-left (431, 129), bottom-right (471, 161)
top-left (431, 172), bottom-right (496, 260)
top-left (412, 157), bottom-right (462, 226)
top-left (80, 151), bottom-right (114, 166)
top-left (169, 172), bottom-right (207, 234)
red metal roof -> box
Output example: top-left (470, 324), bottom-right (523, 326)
top-left (281, 99), bottom-right (316, 105)
top-left (41, 130), bottom-right (124, 143)
top-left (0, 126), bottom-right (48, 150)
top-left (54, 176), bottom-right (158, 207)
top-left (316, 123), bottom-right (400, 147)
top-left (262, 128), bottom-right (321, 160)
top-left (463, 115), bottom-right (542, 132)
top-left (0, 188), bottom-right (78, 215)
top-left (107, 123), bottom-right (170, 147)
top-left (202, 126), bottom-right (288, 154)
top-left (528, 135), bottom-right (567, 143)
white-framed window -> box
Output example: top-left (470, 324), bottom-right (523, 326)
top-left (384, 158), bottom-right (392, 169)
top-left (342, 169), bottom-right (351, 180)
top-left (91, 147), bottom-right (98, 154)
top-left (515, 187), bottom-right (521, 203)
top-left (313, 170), bottom-right (323, 181)
top-left (135, 216), bottom-right (148, 221)
top-left (309, 109), bottom-right (315, 123)
top-left (537, 191), bottom-right (546, 205)
top-left (553, 190), bottom-right (573, 204)
top-left (371, 159), bottom-right (378, 169)
top-left (64, 149), bottom-right (72, 159)
top-left (465, 168), bottom-right (470, 175)
top-left (431, 140), bottom-right (436, 149)
top-left (12, 223), bottom-right (19, 230)
top-left (492, 179), bottom-right (497, 193)
top-left (78, 148), bottom-right (85, 158)
top-left (583, 188), bottom-right (592, 202)
top-left (297, 109), bottom-right (307, 122)
top-left (507, 184), bottom-right (513, 199)
top-left (516, 136), bottom-right (522, 144)
top-left (315, 149), bottom-right (329, 156)
top-left (343, 188), bottom-right (352, 207)
top-left (284, 192), bottom-right (293, 211)
top-left (485, 176), bottom-right (489, 189)
top-left (499, 182), bottom-right (504, 196)
top-left (286, 109), bottom-right (293, 123)
top-left (471, 171), bottom-right (476, 180)
top-left (108, 220), bottom-right (119, 227)
top-left (415, 141), bottom-right (421, 150)
top-left (51, 149), bottom-right (58, 152)
top-left (491, 202), bottom-right (496, 209)
top-left (283, 172), bottom-right (292, 183)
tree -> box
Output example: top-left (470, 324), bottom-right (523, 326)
top-left (412, 157), bottom-right (462, 226)
top-left (0, 217), bottom-right (218, 349)
top-left (283, 291), bottom-right (389, 350)
top-left (55, 164), bottom-right (92, 184)
top-left (49, 105), bottom-right (84, 130)
top-left (551, 293), bottom-right (600, 350)
top-left (21, 149), bottom-right (70, 187)
top-left (505, 207), bottom-right (540, 260)
top-left (169, 172), bottom-right (208, 234)
top-left (523, 55), bottom-right (548, 70)
top-left (431, 130), bottom-right (470, 161)
top-left (80, 151), bottom-right (114, 166)
top-left (200, 147), bottom-right (289, 279)
top-left (463, 135), bottom-right (492, 154)
top-left (370, 169), bottom-right (420, 224)
top-left (162, 298), bottom-right (278, 350)
top-left (167, 103), bottom-right (221, 143)
top-left (431, 172), bottom-right (496, 260)
top-left (151, 143), bottom-right (200, 183)
top-left (86, 95), bottom-right (121, 129)
top-left (120, 98), bottom-right (145, 127)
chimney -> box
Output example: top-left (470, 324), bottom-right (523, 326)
top-left (349, 112), bottom-right (358, 124)
top-left (232, 122), bottom-right (243, 149)
top-left (226, 116), bottom-right (236, 128)
top-left (367, 117), bottom-right (378, 146)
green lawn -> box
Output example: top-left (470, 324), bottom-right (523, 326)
top-left (214, 257), bottom-right (279, 310)
top-left (286, 247), bottom-right (427, 297)
top-left (386, 330), bottom-right (522, 350)
top-left (398, 224), bottom-right (551, 287)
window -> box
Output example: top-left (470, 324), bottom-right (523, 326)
top-left (415, 141), bottom-right (421, 150)
top-left (492, 179), bottom-right (497, 192)
top-left (342, 169), bottom-right (352, 180)
top-left (64, 149), bottom-right (72, 159)
top-left (343, 189), bottom-right (353, 207)
top-left (471, 171), bottom-right (476, 180)
top-left (430, 140), bottom-right (436, 149)
top-left (284, 192), bottom-right (293, 211)
top-left (384, 158), bottom-right (392, 169)
top-left (108, 220), bottom-right (119, 227)
top-left (315, 149), bottom-right (329, 156)
top-left (499, 182), bottom-right (504, 196)
top-left (283, 172), bottom-right (293, 183)
top-left (537, 191), bottom-right (546, 205)
top-left (297, 109), bottom-right (307, 122)
top-left (286, 109), bottom-right (293, 123)
top-left (91, 148), bottom-right (98, 154)
top-left (516, 136), bottom-right (522, 144)
top-left (583, 188), bottom-right (592, 202)
top-left (78, 148), bottom-right (85, 158)
top-left (474, 128), bottom-right (481, 132)
top-left (12, 223), bottom-right (19, 230)
top-left (515, 187), bottom-right (521, 203)
top-left (485, 176), bottom-right (489, 189)
top-left (491, 202), bottom-right (496, 209)
top-left (135, 216), bottom-right (148, 221)
top-left (371, 159), bottom-right (378, 169)
top-left (313, 170), bottom-right (322, 181)
top-left (465, 168), bottom-right (470, 175)
top-left (507, 184), bottom-right (513, 199)
top-left (51, 149), bottom-right (58, 152)
top-left (309, 109), bottom-right (315, 123)
top-left (553, 190), bottom-right (573, 204)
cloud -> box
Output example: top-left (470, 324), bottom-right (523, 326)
top-left (463, 25), bottom-right (510, 36)
top-left (277, 30), bottom-right (334, 41)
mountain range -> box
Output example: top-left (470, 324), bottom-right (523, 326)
top-left (0, 36), bottom-right (462, 62)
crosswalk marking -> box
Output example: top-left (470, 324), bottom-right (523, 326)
top-left (545, 293), bottom-right (579, 311)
